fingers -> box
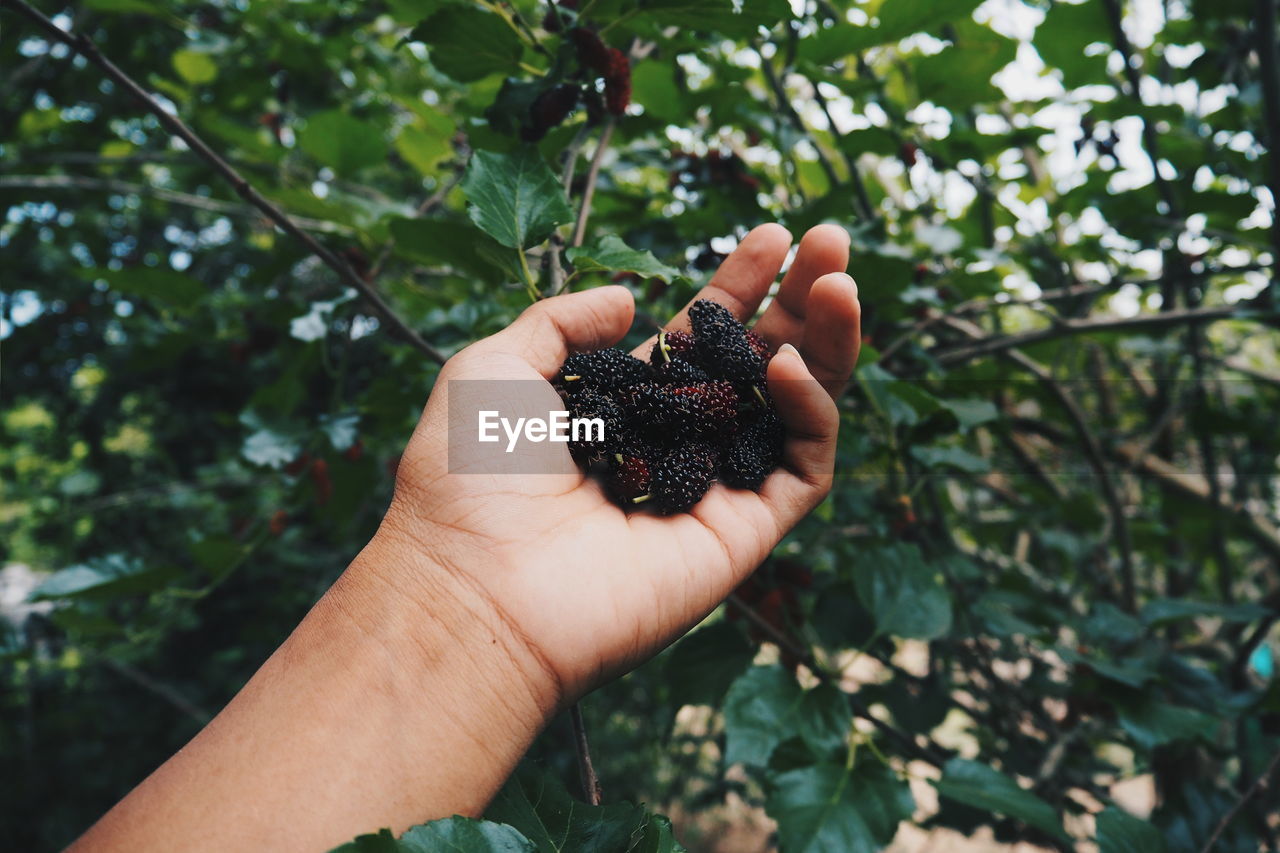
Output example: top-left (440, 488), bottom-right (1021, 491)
top-left (631, 224), bottom-right (791, 358)
top-left (799, 272), bottom-right (861, 399)
top-left (477, 286), bottom-right (635, 378)
top-left (759, 343), bottom-right (839, 526)
top-left (754, 224), bottom-right (850, 347)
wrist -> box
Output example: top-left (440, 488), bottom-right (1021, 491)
top-left (333, 523), bottom-right (564, 729)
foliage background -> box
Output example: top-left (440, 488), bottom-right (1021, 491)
top-left (3, 0), bottom-right (1280, 850)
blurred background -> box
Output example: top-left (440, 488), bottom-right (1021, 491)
top-left (3, 0), bottom-right (1279, 850)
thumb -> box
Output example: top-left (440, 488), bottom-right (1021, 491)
top-left (476, 286), bottom-right (636, 378)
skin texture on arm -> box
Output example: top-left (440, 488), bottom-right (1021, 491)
top-left (69, 223), bottom-right (861, 853)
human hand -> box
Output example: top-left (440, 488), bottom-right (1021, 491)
top-left (360, 223), bottom-right (861, 710)
top-left (69, 224), bottom-right (860, 852)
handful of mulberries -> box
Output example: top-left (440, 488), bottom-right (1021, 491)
top-left (555, 299), bottom-right (786, 515)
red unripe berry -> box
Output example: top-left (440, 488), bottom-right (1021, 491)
top-left (311, 458), bottom-right (333, 505)
top-left (603, 48), bottom-right (630, 116)
top-left (900, 141), bottom-right (919, 167)
top-left (284, 451), bottom-right (312, 476)
top-left (570, 27), bottom-right (611, 74)
top-left (269, 509), bottom-right (289, 537)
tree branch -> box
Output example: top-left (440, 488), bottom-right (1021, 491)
top-left (568, 703), bottom-right (603, 805)
top-left (1198, 743), bottom-right (1280, 853)
top-left (570, 117), bottom-right (614, 249)
top-left (933, 305), bottom-right (1255, 367)
top-left (0, 174), bottom-right (352, 234)
top-left (1, 0), bottom-right (446, 365)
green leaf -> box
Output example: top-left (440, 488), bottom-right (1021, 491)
top-left (409, 7), bottom-right (523, 83)
top-left (485, 765), bottom-right (672, 853)
top-left (766, 761), bottom-right (913, 853)
top-left (723, 665), bottom-right (804, 767)
top-left (722, 665), bottom-right (849, 766)
top-left (941, 398), bottom-right (999, 431)
top-left (913, 22), bottom-right (1016, 109)
top-left (857, 363), bottom-right (943, 427)
top-left (31, 555), bottom-right (172, 601)
top-left (1035, 0), bottom-right (1113, 89)
top-left (1097, 807), bottom-right (1167, 853)
top-left (1139, 598), bottom-right (1272, 627)
top-left (328, 817), bottom-right (535, 852)
top-left (171, 49), bottom-right (218, 84)
top-left (82, 266), bottom-right (205, 313)
top-left (389, 218), bottom-right (504, 278)
top-left (801, 0), bottom-right (984, 64)
top-left (664, 621), bottom-right (755, 708)
top-left (462, 148), bottom-right (573, 249)
top-left (909, 445), bottom-right (991, 474)
top-left (298, 111), bottom-right (389, 176)
top-left (1057, 646), bottom-right (1160, 688)
top-left (853, 543), bottom-right (952, 640)
top-left (83, 0), bottom-right (167, 16)
top-left (189, 536), bottom-right (246, 582)
top-left (1118, 699), bottom-right (1218, 750)
top-left (566, 235), bottom-right (680, 282)
top-left (395, 125), bottom-right (452, 177)
top-left (319, 413), bottom-right (360, 452)
top-left (933, 759), bottom-right (1067, 841)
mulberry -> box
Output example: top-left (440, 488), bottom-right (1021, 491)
top-left (570, 27), bottom-right (611, 74)
top-left (525, 84), bottom-right (579, 141)
top-left (625, 381), bottom-right (738, 437)
top-left (745, 329), bottom-right (774, 364)
top-left (565, 389), bottom-right (624, 464)
top-left (721, 410), bottom-right (784, 489)
top-left (648, 444), bottom-right (718, 514)
top-left (607, 451), bottom-right (652, 502)
top-left (603, 48), bottom-right (630, 116)
top-left (559, 348), bottom-right (651, 393)
top-left (554, 298), bottom-right (788, 513)
top-left (653, 358), bottom-right (709, 386)
top-left (649, 329), bottom-right (696, 365)
top-left (690, 299), bottom-right (766, 384)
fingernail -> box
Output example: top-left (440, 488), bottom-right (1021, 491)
top-left (778, 342), bottom-right (803, 362)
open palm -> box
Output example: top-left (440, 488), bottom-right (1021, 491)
top-left (383, 223), bottom-right (861, 702)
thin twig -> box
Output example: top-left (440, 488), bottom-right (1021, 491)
top-left (1198, 744), bottom-right (1280, 853)
top-left (1255, 0), bottom-right (1280, 302)
top-left (810, 80), bottom-right (874, 220)
top-left (757, 43), bottom-right (840, 188)
top-left (568, 703), bottom-right (602, 805)
top-left (1099, 0), bottom-right (1180, 218)
top-left (0, 174), bottom-right (352, 234)
top-left (945, 317), bottom-right (1135, 609)
top-left (560, 123), bottom-right (593, 195)
top-left (366, 168), bottom-right (464, 281)
top-left (570, 117), bottom-right (615, 248)
top-left (1, 0), bottom-right (446, 365)
top-left (95, 654), bottom-right (212, 724)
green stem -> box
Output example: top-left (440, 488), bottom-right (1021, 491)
top-left (518, 246), bottom-right (538, 301)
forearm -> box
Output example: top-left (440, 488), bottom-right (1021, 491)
top-left (71, 533), bottom-right (558, 853)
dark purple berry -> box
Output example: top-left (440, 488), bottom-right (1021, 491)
top-left (560, 349), bottom-right (651, 393)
